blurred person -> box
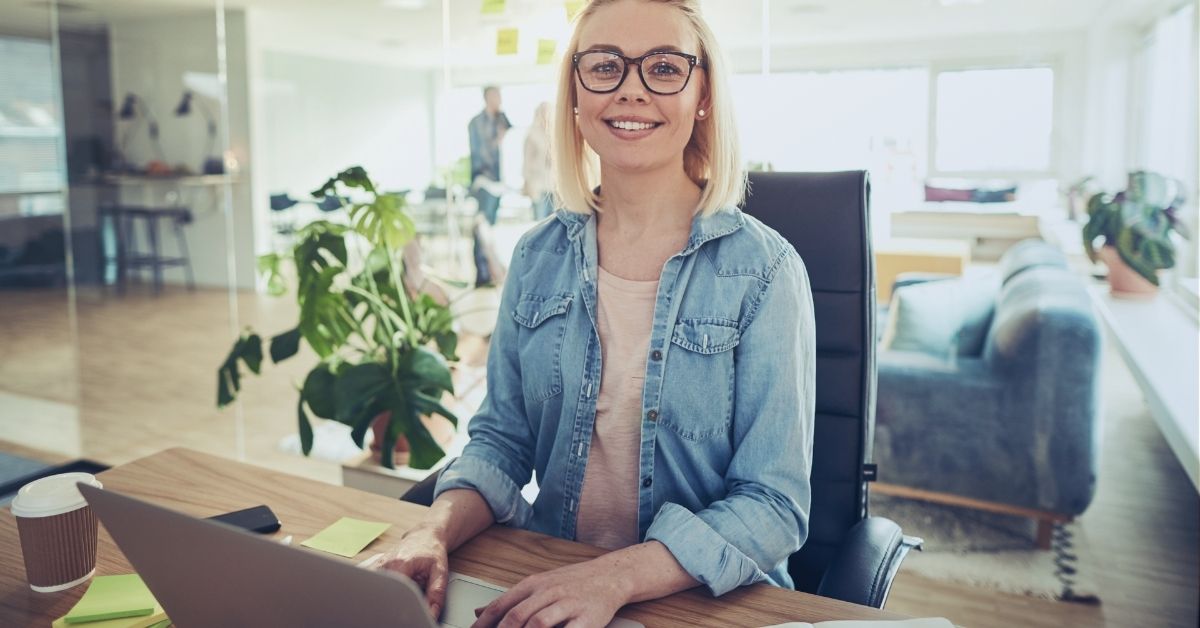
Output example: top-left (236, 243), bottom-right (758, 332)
top-left (523, 102), bottom-right (555, 220)
top-left (469, 85), bottom-right (512, 287)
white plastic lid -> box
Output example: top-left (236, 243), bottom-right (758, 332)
top-left (10, 473), bottom-right (103, 518)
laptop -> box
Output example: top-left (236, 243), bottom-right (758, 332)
top-left (79, 484), bottom-right (642, 628)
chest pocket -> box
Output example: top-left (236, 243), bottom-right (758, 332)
top-left (512, 292), bottom-right (573, 403)
top-left (661, 317), bottom-right (740, 441)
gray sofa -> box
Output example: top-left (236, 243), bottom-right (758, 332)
top-left (874, 239), bottom-right (1101, 537)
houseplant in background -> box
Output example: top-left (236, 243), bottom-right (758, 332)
top-left (1083, 170), bottom-right (1188, 298)
top-left (216, 166), bottom-right (459, 469)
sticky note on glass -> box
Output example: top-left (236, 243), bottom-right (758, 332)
top-left (565, 0), bottom-right (585, 21)
top-left (481, 0), bottom-right (505, 14)
top-left (537, 39), bottom-right (557, 65)
top-left (62, 574), bottom-right (156, 624)
top-left (301, 517), bottom-right (391, 558)
top-left (496, 28), bottom-right (519, 55)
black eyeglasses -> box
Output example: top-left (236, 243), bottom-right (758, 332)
top-left (572, 50), bottom-right (705, 96)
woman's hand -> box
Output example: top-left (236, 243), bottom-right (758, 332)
top-left (376, 524), bottom-right (452, 620)
top-left (471, 558), bottom-right (629, 628)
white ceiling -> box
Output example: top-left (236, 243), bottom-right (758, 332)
top-left (1, 0), bottom-right (1188, 69)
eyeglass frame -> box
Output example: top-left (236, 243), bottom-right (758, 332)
top-left (572, 50), bottom-right (706, 96)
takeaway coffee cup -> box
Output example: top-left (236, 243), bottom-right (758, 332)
top-left (10, 472), bottom-right (103, 592)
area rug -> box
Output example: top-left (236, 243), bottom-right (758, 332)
top-left (871, 493), bottom-right (1101, 604)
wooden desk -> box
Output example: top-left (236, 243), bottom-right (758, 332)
top-left (1, 448), bottom-right (903, 626)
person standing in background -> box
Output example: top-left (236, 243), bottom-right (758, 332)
top-left (523, 102), bottom-right (555, 220)
top-left (468, 85), bottom-right (512, 286)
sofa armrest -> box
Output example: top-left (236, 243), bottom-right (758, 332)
top-left (815, 516), bottom-right (923, 608)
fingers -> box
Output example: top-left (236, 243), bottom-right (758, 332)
top-left (487, 591), bottom-right (556, 628)
top-left (470, 586), bottom-right (530, 628)
top-left (425, 562), bottom-right (449, 620)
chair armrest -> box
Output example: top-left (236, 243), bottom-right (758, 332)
top-left (815, 516), bottom-right (923, 609)
top-left (398, 460), bottom-right (454, 506)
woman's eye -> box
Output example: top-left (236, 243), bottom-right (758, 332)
top-left (591, 62), bottom-right (620, 74)
top-left (650, 63), bottom-right (682, 75)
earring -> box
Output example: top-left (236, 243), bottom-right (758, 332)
top-left (698, 109), bottom-right (706, 118)
top-left (573, 106), bottom-right (579, 115)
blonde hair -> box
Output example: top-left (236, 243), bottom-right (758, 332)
top-left (552, 0), bottom-right (744, 217)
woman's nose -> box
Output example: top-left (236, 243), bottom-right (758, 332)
top-left (616, 65), bottom-right (650, 104)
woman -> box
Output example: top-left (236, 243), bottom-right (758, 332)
top-left (379, 1), bottom-right (815, 626)
top-left (523, 102), bottom-right (556, 220)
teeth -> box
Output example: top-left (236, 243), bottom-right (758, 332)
top-left (609, 120), bottom-right (656, 131)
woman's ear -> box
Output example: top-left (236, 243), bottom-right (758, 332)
top-left (695, 74), bottom-right (712, 121)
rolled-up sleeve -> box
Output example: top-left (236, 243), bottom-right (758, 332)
top-left (434, 240), bottom-right (536, 529)
top-left (645, 249), bottom-right (816, 596)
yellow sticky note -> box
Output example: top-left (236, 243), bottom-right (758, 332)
top-left (496, 28), bottom-right (519, 56)
top-left (537, 39), bottom-right (557, 65)
top-left (565, 0), bottom-right (586, 21)
top-left (481, 0), bottom-right (505, 14)
top-left (301, 517), bottom-right (391, 558)
top-left (62, 574), bottom-right (156, 624)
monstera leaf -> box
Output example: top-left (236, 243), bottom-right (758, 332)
top-left (217, 166), bottom-right (461, 469)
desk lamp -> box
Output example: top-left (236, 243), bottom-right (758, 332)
top-left (175, 90), bottom-right (224, 175)
top-left (117, 93), bottom-right (166, 171)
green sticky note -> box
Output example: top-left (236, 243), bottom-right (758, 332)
top-left (564, 0), bottom-right (585, 21)
top-left (496, 28), bottom-right (519, 56)
top-left (54, 606), bottom-right (167, 628)
top-left (62, 574), bottom-right (156, 624)
top-left (537, 39), bottom-right (557, 65)
top-left (301, 517), bottom-right (391, 558)
top-left (481, 0), bottom-right (505, 14)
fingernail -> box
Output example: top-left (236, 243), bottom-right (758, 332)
top-left (431, 604), bottom-right (440, 618)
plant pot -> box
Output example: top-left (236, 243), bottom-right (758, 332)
top-left (369, 411), bottom-right (456, 467)
top-left (1097, 245), bottom-right (1159, 299)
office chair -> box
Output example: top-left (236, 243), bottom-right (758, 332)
top-left (401, 171), bottom-right (918, 609)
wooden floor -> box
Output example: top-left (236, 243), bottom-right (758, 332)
top-left (1, 285), bottom-right (1196, 626)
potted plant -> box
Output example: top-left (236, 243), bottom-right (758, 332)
top-left (216, 166), bottom-right (459, 469)
top-left (1083, 171), bottom-right (1188, 298)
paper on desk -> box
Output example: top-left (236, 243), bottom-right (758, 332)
top-left (54, 608), bottom-right (168, 628)
top-left (301, 516), bottom-right (391, 558)
top-left (61, 574), bottom-right (157, 624)
top-left (761, 619), bottom-right (955, 628)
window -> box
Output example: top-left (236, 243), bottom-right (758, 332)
top-left (0, 36), bottom-right (64, 216)
top-left (731, 68), bottom-right (929, 238)
top-left (933, 67), bottom-right (1054, 174)
top-left (1133, 3), bottom-right (1198, 281)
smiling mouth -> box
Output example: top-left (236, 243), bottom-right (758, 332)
top-left (605, 119), bottom-right (662, 131)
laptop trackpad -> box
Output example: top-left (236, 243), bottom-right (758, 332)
top-left (441, 574), bottom-right (505, 628)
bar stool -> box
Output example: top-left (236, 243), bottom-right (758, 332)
top-left (99, 204), bottom-right (196, 295)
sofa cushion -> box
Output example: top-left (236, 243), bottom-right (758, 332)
top-left (881, 273), bottom-right (998, 357)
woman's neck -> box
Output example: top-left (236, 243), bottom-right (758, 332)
top-left (597, 164), bottom-right (701, 237)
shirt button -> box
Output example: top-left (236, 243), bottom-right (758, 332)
top-left (647, 410), bottom-right (659, 421)
top-left (650, 350), bottom-right (662, 361)
top-left (642, 477), bottom-right (653, 488)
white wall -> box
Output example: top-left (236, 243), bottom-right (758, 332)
top-left (108, 9), bottom-right (256, 290)
top-left (245, 7), bottom-right (437, 267)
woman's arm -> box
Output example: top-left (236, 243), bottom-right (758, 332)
top-left (472, 540), bottom-right (697, 628)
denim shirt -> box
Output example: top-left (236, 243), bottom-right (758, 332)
top-left (435, 206), bottom-right (816, 597)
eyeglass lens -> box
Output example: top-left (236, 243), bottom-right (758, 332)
top-left (577, 52), bottom-right (691, 94)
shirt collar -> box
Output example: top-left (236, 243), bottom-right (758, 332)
top-left (556, 206), bottom-right (744, 252)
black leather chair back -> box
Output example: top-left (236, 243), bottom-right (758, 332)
top-left (740, 171), bottom-right (876, 593)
